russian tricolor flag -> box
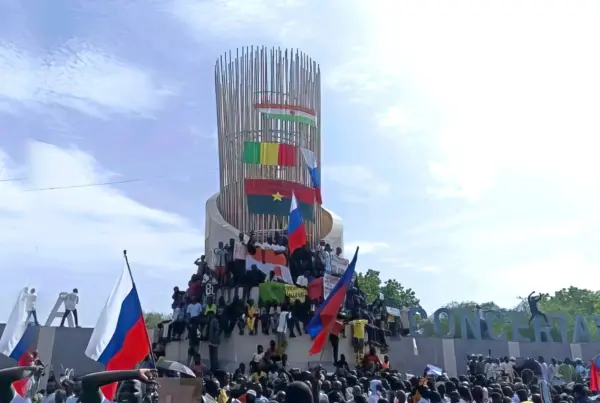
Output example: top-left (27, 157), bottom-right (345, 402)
top-left (288, 191), bottom-right (307, 255)
top-left (85, 259), bottom-right (150, 401)
top-left (0, 288), bottom-right (36, 397)
top-left (301, 148), bottom-right (322, 204)
top-left (306, 247), bottom-right (358, 355)
top-left (591, 354), bottom-right (600, 391)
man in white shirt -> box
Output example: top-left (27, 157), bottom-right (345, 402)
top-left (24, 288), bottom-right (39, 326)
top-left (547, 358), bottom-right (558, 384)
top-left (277, 307), bottom-right (291, 345)
top-left (60, 288), bottom-right (79, 327)
top-left (323, 244), bottom-right (332, 274)
top-left (501, 357), bottom-right (515, 381)
top-left (233, 233), bottom-right (248, 288)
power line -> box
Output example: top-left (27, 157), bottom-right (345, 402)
top-left (1, 170), bottom-right (220, 192)
top-left (23, 178), bottom-right (144, 192)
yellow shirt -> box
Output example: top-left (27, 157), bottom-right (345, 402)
top-left (205, 304), bottom-right (217, 314)
top-left (352, 319), bottom-right (368, 339)
top-left (251, 371), bottom-right (266, 383)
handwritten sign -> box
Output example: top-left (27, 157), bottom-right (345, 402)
top-left (329, 255), bottom-right (348, 276)
top-left (323, 273), bottom-right (338, 299)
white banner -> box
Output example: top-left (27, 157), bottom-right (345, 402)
top-left (323, 273), bottom-right (338, 299)
top-left (330, 255), bottom-right (349, 276)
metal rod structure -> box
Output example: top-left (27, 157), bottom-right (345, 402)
top-left (215, 47), bottom-right (322, 245)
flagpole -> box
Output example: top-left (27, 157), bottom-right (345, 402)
top-left (123, 250), bottom-right (156, 369)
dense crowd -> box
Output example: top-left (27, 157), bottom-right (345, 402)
top-left (13, 348), bottom-right (598, 403)
top-left (165, 354), bottom-right (596, 403)
top-left (466, 355), bottom-right (590, 386)
top-left (159, 231), bottom-right (353, 367)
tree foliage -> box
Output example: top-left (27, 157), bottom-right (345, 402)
top-left (356, 269), bottom-right (420, 308)
top-left (144, 311), bottom-right (170, 329)
top-left (421, 287), bottom-right (600, 341)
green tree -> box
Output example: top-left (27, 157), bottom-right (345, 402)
top-left (144, 311), bottom-right (170, 329)
top-left (421, 287), bottom-right (600, 341)
top-left (538, 287), bottom-right (600, 341)
top-left (382, 278), bottom-right (420, 308)
top-left (356, 269), bottom-right (381, 303)
top-left (356, 269), bottom-right (419, 308)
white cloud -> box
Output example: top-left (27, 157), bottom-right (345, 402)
top-left (169, 0), bottom-right (313, 43)
top-left (0, 42), bottom-right (173, 117)
top-left (379, 257), bottom-right (440, 273)
top-left (324, 165), bottom-right (390, 203)
top-left (420, 265), bottom-right (440, 273)
top-left (477, 250), bottom-right (599, 308)
top-left (344, 241), bottom-right (389, 255)
top-left (0, 141), bottom-right (204, 272)
top-left (378, 106), bottom-right (415, 133)
top-left (463, 221), bottom-right (583, 249)
top-left (426, 161), bottom-right (492, 202)
top-left (329, 0), bottom-right (600, 201)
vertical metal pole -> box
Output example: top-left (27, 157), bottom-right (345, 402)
top-left (122, 250), bottom-right (156, 368)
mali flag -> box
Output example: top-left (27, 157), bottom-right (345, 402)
top-left (244, 179), bottom-right (315, 221)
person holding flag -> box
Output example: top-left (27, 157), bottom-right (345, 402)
top-left (306, 247), bottom-right (359, 356)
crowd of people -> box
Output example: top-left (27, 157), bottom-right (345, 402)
top-left (153, 352), bottom-right (596, 403)
top-left (140, 231), bottom-right (599, 403)
top-left (155, 228), bottom-right (401, 375)
top-left (160, 232), bottom-right (357, 362)
top-left (466, 354), bottom-right (591, 386)
top-left (11, 343), bottom-right (598, 403)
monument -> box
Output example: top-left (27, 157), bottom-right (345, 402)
top-left (204, 47), bottom-right (344, 265)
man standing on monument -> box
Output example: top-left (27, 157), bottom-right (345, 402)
top-left (528, 291), bottom-right (549, 325)
top-left (23, 288), bottom-right (40, 326)
top-left (60, 288), bottom-right (80, 327)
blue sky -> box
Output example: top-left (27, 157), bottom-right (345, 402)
top-left (1, 0), bottom-right (600, 325)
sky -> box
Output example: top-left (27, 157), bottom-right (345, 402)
top-left (1, 0), bottom-right (600, 325)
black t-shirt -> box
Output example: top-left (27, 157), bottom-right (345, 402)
top-left (519, 358), bottom-right (542, 376)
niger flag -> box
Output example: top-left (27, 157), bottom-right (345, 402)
top-left (244, 179), bottom-right (314, 221)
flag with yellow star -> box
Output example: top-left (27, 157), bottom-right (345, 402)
top-left (244, 179), bottom-right (315, 221)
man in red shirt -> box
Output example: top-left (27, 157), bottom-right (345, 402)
top-left (363, 346), bottom-right (381, 371)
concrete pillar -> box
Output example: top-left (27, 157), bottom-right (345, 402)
top-left (442, 339), bottom-right (457, 377)
top-left (570, 343), bottom-right (582, 359)
top-left (508, 341), bottom-right (520, 358)
top-left (37, 326), bottom-right (56, 389)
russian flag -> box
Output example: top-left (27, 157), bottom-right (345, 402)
top-left (591, 354), bottom-right (600, 391)
top-left (288, 191), bottom-right (307, 254)
top-left (306, 247), bottom-right (358, 355)
top-left (0, 288), bottom-right (36, 397)
top-left (85, 260), bottom-right (150, 401)
top-left (301, 148), bottom-right (322, 204)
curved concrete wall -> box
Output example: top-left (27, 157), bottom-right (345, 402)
top-left (2, 324), bottom-right (596, 379)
